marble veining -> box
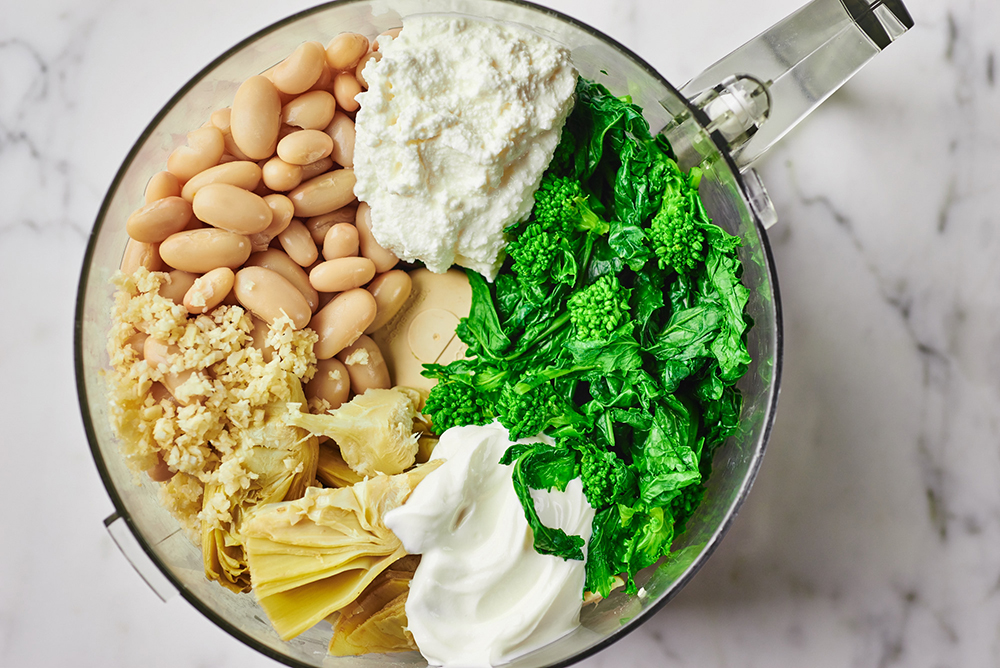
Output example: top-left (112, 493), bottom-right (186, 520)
top-left (4, 0), bottom-right (1000, 666)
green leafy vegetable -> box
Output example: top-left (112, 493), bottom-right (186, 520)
top-left (567, 273), bottom-right (631, 342)
top-left (499, 441), bottom-right (585, 560)
top-left (422, 76), bottom-right (751, 598)
top-left (423, 380), bottom-right (495, 434)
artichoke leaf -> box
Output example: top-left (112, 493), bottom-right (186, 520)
top-left (285, 387), bottom-right (422, 477)
top-left (242, 461), bottom-right (440, 640)
top-left (329, 567), bottom-right (418, 656)
top-left (316, 443), bottom-right (365, 488)
top-left (201, 372), bottom-right (319, 592)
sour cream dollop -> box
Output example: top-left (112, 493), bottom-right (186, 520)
top-left (383, 423), bottom-right (595, 667)
top-left (353, 17), bottom-right (578, 279)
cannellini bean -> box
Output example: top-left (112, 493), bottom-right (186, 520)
top-left (272, 41), bottom-right (327, 95)
top-left (324, 112), bottom-right (355, 168)
top-left (355, 51), bottom-right (381, 89)
top-left (365, 269), bottom-right (412, 333)
top-left (332, 73), bottom-right (361, 113)
top-left (306, 205), bottom-right (357, 244)
top-left (157, 269), bottom-right (198, 304)
top-left (308, 62), bottom-right (334, 93)
top-left (248, 315), bottom-right (274, 362)
top-left (282, 90), bottom-right (337, 130)
top-left (309, 256), bottom-right (375, 293)
top-left (337, 335), bottom-right (390, 394)
top-left (146, 451), bottom-right (175, 482)
top-left (143, 337), bottom-right (196, 405)
top-left (233, 266), bottom-right (312, 329)
top-left (230, 75), bottom-right (282, 160)
top-left (223, 131), bottom-right (254, 161)
top-left (289, 169), bottom-right (356, 218)
top-left (125, 330), bottom-right (149, 357)
top-left (374, 28), bottom-right (401, 50)
top-left (310, 288), bottom-right (377, 359)
top-left (355, 201), bottom-right (398, 272)
top-left (277, 129), bottom-right (334, 165)
top-left (126, 196), bottom-right (193, 243)
top-left (245, 248), bottom-right (319, 312)
top-left (167, 126), bottom-right (225, 182)
top-left (248, 193), bottom-right (295, 251)
top-left (183, 267), bottom-right (235, 314)
top-left (148, 382), bottom-right (176, 406)
top-left (277, 219), bottom-right (318, 267)
top-left (180, 161), bottom-right (262, 202)
top-left (192, 183), bottom-right (273, 234)
top-left (300, 156), bottom-right (334, 181)
top-left (159, 228), bottom-right (251, 273)
top-left (317, 290), bottom-right (336, 310)
top-left (253, 180), bottom-right (276, 199)
top-left (326, 33), bottom-right (369, 71)
top-left (121, 239), bottom-right (162, 273)
top-left (261, 156), bottom-right (303, 192)
top-left (322, 222), bottom-right (359, 260)
top-left (210, 107), bottom-right (232, 133)
top-left (277, 123), bottom-right (299, 142)
top-left (144, 171), bottom-right (181, 204)
top-left (305, 357), bottom-right (351, 411)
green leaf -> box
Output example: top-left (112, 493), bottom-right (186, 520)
top-left (456, 269), bottom-right (510, 360)
top-left (634, 399), bottom-right (701, 507)
top-left (500, 442), bottom-right (586, 561)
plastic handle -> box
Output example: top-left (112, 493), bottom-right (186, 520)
top-left (680, 0), bottom-right (913, 170)
top-left (104, 512), bottom-right (179, 602)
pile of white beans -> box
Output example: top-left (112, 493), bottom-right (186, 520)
top-left (120, 30), bottom-right (412, 413)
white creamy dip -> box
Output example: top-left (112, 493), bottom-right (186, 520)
top-left (383, 423), bottom-right (595, 667)
top-left (353, 17), bottom-right (578, 279)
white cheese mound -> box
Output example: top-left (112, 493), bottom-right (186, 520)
top-left (353, 17), bottom-right (577, 280)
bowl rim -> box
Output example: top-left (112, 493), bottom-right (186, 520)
top-left (74, 0), bottom-right (783, 666)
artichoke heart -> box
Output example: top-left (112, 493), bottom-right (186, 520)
top-left (286, 387), bottom-right (424, 477)
top-left (316, 442), bottom-right (364, 489)
top-left (241, 462), bottom-right (441, 640)
top-left (329, 557), bottom-right (420, 656)
top-left (202, 373), bottom-right (319, 593)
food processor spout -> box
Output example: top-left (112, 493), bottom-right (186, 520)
top-left (679, 0), bottom-right (913, 170)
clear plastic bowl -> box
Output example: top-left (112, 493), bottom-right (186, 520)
top-left (75, 1), bottom-right (781, 666)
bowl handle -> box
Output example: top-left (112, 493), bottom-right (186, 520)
top-left (105, 512), bottom-right (179, 602)
top-left (679, 0), bottom-right (913, 170)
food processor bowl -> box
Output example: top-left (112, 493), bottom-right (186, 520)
top-left (75, 0), bottom-right (909, 665)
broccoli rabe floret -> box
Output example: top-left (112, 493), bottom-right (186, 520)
top-left (668, 481), bottom-right (706, 535)
top-left (532, 174), bottom-right (608, 235)
top-left (505, 223), bottom-right (569, 287)
top-left (423, 381), bottom-right (494, 435)
top-left (549, 126), bottom-right (577, 174)
top-left (648, 171), bottom-right (705, 274)
top-left (567, 274), bottom-right (630, 342)
top-left (497, 382), bottom-right (561, 441)
top-left (574, 443), bottom-right (635, 509)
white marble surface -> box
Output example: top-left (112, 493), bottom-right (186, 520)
top-left (2, 0), bottom-right (996, 666)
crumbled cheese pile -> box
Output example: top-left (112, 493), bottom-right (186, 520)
top-left (105, 268), bottom-right (317, 537)
top-left (354, 17), bottom-right (578, 279)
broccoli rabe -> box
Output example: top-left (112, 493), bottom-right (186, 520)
top-left (571, 441), bottom-right (636, 509)
top-left (505, 223), bottom-right (571, 288)
top-left (567, 274), bottom-right (631, 342)
top-left (648, 168), bottom-right (705, 274)
top-left (497, 382), bottom-right (561, 441)
top-left (423, 78), bottom-right (753, 593)
top-left (423, 381), bottom-right (494, 434)
top-left (549, 125), bottom-right (577, 175)
top-left (532, 174), bottom-right (608, 235)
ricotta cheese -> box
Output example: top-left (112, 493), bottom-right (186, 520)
top-left (353, 17), bottom-right (577, 279)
